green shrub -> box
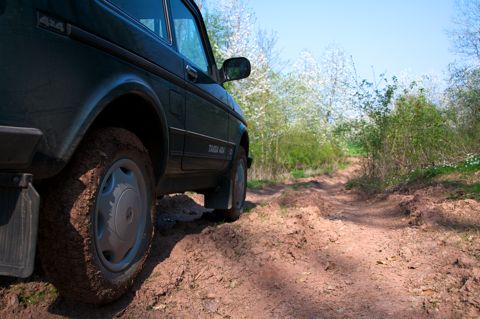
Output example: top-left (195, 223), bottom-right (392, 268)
top-left (356, 90), bottom-right (461, 182)
top-left (291, 169), bottom-right (305, 179)
top-left (382, 95), bottom-right (456, 175)
top-left (405, 154), bottom-right (480, 182)
top-left (249, 126), bottom-right (347, 180)
top-left (346, 175), bottom-right (383, 194)
top-left (247, 179), bottom-right (273, 189)
top-left (279, 129), bottom-right (344, 170)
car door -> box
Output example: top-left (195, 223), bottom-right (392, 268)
top-left (70, 0), bottom-right (187, 174)
top-left (169, 0), bottom-right (234, 172)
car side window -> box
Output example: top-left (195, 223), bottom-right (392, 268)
top-left (170, 0), bottom-right (209, 73)
top-left (107, 0), bottom-right (169, 41)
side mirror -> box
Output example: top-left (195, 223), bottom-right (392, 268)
top-left (221, 57), bottom-right (251, 83)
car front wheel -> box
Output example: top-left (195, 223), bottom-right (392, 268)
top-left (39, 127), bottom-right (155, 304)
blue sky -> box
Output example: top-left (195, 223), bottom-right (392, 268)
top-left (248, 0), bottom-right (458, 81)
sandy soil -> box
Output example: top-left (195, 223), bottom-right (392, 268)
top-left (1, 161), bottom-right (479, 318)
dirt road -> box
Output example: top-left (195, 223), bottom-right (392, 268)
top-left (1, 161), bottom-right (480, 318)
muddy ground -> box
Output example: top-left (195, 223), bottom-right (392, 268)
top-left (1, 161), bottom-right (480, 318)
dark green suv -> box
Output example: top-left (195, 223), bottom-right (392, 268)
top-left (0, 0), bottom-right (251, 304)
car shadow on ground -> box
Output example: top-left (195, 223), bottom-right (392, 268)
top-left (244, 200), bottom-right (257, 212)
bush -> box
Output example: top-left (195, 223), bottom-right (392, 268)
top-left (279, 129), bottom-right (344, 171)
top-left (379, 95), bottom-right (457, 178)
top-left (249, 127), bottom-right (347, 180)
top-left (352, 80), bottom-right (465, 186)
top-left (291, 169), bottom-right (305, 179)
top-left (446, 67), bottom-right (480, 153)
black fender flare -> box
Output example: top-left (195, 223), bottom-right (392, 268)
top-left (67, 75), bottom-right (170, 177)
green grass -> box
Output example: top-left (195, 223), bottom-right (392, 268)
top-left (398, 154), bottom-right (479, 186)
top-left (406, 154), bottom-right (480, 181)
top-left (337, 160), bottom-right (351, 170)
top-left (346, 176), bottom-right (383, 194)
top-left (16, 284), bottom-right (58, 306)
top-left (287, 181), bottom-right (320, 191)
top-left (244, 204), bottom-right (255, 213)
top-left (466, 183), bottom-right (480, 195)
top-left (247, 179), bottom-right (273, 189)
top-left (349, 154), bottom-right (480, 198)
top-left (460, 232), bottom-right (475, 242)
top-left (346, 142), bottom-right (366, 156)
top-left (291, 169), bottom-right (305, 179)
top-left (289, 162), bottom-right (347, 181)
top-left (447, 182), bottom-right (480, 201)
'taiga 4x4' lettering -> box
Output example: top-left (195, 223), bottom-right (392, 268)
top-left (208, 144), bottom-right (225, 155)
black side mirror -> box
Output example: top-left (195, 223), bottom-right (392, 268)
top-left (221, 57), bottom-right (251, 83)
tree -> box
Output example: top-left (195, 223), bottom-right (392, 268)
top-left (194, 0), bottom-right (204, 11)
top-left (319, 45), bottom-right (356, 122)
top-left (201, 0), bottom-right (351, 178)
top-left (446, 67), bottom-right (480, 148)
top-left (202, 0), bottom-right (288, 177)
top-left (449, 0), bottom-right (480, 63)
top-left (447, 0), bottom-right (480, 152)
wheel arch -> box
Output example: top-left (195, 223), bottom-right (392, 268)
top-left (237, 125), bottom-right (251, 168)
top-left (239, 130), bottom-right (249, 157)
top-left (76, 79), bottom-right (169, 182)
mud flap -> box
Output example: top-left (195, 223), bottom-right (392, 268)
top-left (204, 175), bottom-right (232, 210)
top-left (0, 174), bottom-right (39, 278)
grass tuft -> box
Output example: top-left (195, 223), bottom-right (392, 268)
top-left (349, 154), bottom-right (480, 199)
top-left (247, 179), bottom-right (273, 189)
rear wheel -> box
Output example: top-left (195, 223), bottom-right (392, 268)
top-left (214, 146), bottom-right (247, 221)
top-left (39, 127), bottom-right (155, 304)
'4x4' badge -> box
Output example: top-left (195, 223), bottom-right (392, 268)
top-left (37, 12), bottom-right (68, 35)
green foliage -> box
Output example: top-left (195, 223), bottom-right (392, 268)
top-left (291, 169), bottom-right (305, 179)
top-left (345, 143), bottom-right (366, 156)
top-left (346, 176), bottom-right (383, 194)
top-left (348, 154), bottom-right (480, 197)
top-left (202, 1), bottom-right (351, 180)
top-left (342, 70), bottom-right (480, 193)
top-left (332, 120), bottom-right (367, 156)
top-left (400, 154), bottom-right (480, 184)
top-left (288, 181), bottom-right (321, 190)
top-left (247, 179), bottom-right (273, 189)
top-left (249, 127), bottom-right (347, 180)
top-left (406, 155), bottom-right (480, 200)
top-left (349, 77), bottom-right (468, 185)
top-left (279, 128), bottom-right (344, 170)
top-left (462, 183), bottom-right (480, 200)
top-left (444, 182), bottom-right (480, 201)
top-left (203, 0), bottom-right (478, 186)
top-left (381, 95), bottom-right (455, 174)
top-left (14, 284), bottom-right (58, 306)
top-left (446, 67), bottom-right (480, 152)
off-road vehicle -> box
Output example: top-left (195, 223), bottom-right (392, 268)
top-left (0, 0), bottom-right (251, 304)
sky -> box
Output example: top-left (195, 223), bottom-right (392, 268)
top-left (248, 0), bottom-right (458, 82)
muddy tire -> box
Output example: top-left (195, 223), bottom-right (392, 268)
top-left (214, 146), bottom-right (247, 221)
top-left (38, 127), bottom-right (155, 304)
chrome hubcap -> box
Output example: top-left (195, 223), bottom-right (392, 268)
top-left (94, 159), bottom-right (147, 272)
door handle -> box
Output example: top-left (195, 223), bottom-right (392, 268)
top-left (186, 64), bottom-right (198, 82)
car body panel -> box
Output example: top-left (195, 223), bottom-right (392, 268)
top-left (0, 0), bottom-right (249, 187)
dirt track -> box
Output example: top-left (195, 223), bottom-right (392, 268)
top-left (1, 161), bottom-right (480, 318)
